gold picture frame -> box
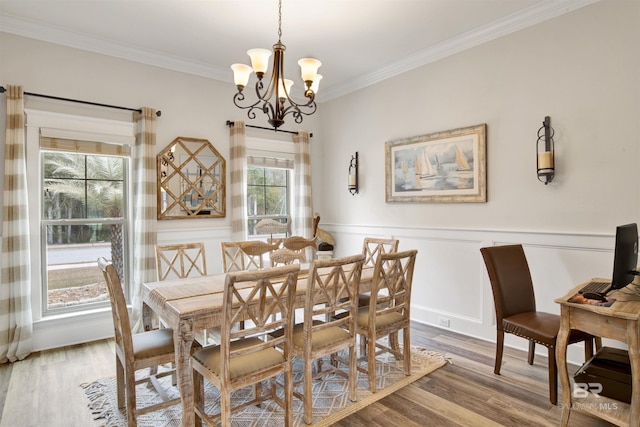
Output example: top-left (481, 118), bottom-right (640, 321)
top-left (385, 124), bottom-right (487, 203)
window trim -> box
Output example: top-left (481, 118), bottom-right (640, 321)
top-left (25, 109), bottom-right (135, 321)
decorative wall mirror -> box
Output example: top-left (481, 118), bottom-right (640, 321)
top-left (157, 136), bottom-right (226, 219)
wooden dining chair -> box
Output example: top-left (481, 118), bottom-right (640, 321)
top-left (356, 249), bottom-right (417, 393)
top-left (156, 242), bottom-right (214, 343)
top-left (362, 237), bottom-right (399, 267)
top-left (220, 240), bottom-right (277, 272)
top-left (357, 237), bottom-right (400, 351)
top-left (97, 257), bottom-right (183, 427)
top-left (191, 264), bottom-right (300, 427)
top-left (480, 244), bottom-right (598, 405)
top-left (273, 254), bottom-right (364, 423)
top-left (270, 235), bottom-right (317, 266)
top-left (156, 242), bottom-right (207, 281)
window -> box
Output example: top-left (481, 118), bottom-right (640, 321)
top-left (41, 138), bottom-right (130, 314)
top-left (247, 165), bottom-right (290, 237)
top-left (244, 136), bottom-right (295, 239)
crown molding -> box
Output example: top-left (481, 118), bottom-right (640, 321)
top-left (1, 0), bottom-right (599, 102)
top-left (318, 0), bottom-right (599, 102)
top-left (0, 13), bottom-right (231, 82)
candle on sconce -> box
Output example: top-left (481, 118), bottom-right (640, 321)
top-left (538, 151), bottom-right (554, 170)
top-left (349, 174), bottom-right (356, 187)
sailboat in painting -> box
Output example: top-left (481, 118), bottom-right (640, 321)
top-left (415, 149), bottom-right (436, 178)
top-left (455, 145), bottom-right (471, 171)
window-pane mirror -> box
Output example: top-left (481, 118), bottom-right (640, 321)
top-left (157, 137), bottom-right (226, 219)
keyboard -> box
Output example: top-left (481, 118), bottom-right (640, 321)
top-left (578, 281), bottom-right (611, 295)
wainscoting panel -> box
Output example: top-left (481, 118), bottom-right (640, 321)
top-left (327, 224), bottom-right (621, 364)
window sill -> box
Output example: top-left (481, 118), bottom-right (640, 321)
top-left (32, 306), bottom-right (115, 351)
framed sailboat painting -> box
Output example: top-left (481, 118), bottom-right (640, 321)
top-left (385, 123), bottom-right (487, 203)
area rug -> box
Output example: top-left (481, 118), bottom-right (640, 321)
top-left (82, 346), bottom-right (449, 426)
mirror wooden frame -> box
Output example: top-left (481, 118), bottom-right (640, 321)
top-left (157, 136), bottom-right (226, 219)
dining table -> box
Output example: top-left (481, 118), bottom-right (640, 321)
top-left (142, 263), bottom-right (375, 427)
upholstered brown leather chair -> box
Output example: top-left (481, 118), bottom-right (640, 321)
top-left (480, 244), bottom-right (597, 405)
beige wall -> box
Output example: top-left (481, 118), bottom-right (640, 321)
top-left (317, 0), bottom-right (640, 234)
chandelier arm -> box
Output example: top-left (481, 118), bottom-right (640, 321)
top-left (233, 91), bottom-right (263, 114)
top-left (279, 97), bottom-right (318, 118)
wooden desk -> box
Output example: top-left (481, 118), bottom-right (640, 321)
top-left (556, 280), bottom-right (640, 427)
top-left (142, 265), bottom-right (374, 427)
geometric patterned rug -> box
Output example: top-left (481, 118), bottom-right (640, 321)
top-left (82, 346), bottom-right (450, 426)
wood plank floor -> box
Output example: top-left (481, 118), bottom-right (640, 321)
top-left (0, 323), bottom-right (614, 426)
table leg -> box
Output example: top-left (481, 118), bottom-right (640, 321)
top-left (142, 302), bottom-right (153, 332)
top-left (174, 318), bottom-right (196, 427)
top-left (627, 321), bottom-right (640, 427)
top-left (556, 305), bottom-right (572, 427)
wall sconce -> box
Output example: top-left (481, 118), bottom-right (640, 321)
top-left (348, 152), bottom-right (358, 195)
top-left (537, 116), bottom-right (555, 185)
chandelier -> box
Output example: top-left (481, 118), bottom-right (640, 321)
top-left (230, 0), bottom-right (322, 129)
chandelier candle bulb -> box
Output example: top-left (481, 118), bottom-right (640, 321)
top-left (298, 58), bottom-right (322, 85)
top-left (247, 48), bottom-right (271, 76)
top-left (310, 74), bottom-right (322, 94)
top-left (231, 63), bottom-right (252, 88)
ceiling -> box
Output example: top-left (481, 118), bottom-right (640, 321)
top-left (0, 0), bottom-right (597, 101)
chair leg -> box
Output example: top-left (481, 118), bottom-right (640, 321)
top-left (360, 335), bottom-right (367, 356)
top-left (284, 363), bottom-right (294, 427)
top-left (368, 332), bottom-right (377, 393)
top-left (494, 330), bottom-right (505, 375)
top-left (221, 385), bottom-right (232, 427)
top-left (303, 357), bottom-right (314, 424)
top-left (548, 346), bottom-right (558, 405)
top-left (389, 332), bottom-right (400, 357)
top-left (348, 344), bottom-right (357, 402)
top-left (528, 340), bottom-right (535, 365)
top-left (403, 326), bottom-right (411, 376)
top-left (115, 356), bottom-right (125, 410)
top-left (125, 368), bottom-right (138, 427)
top-left (193, 368), bottom-right (204, 425)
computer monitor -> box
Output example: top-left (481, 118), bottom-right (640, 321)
top-left (610, 223), bottom-right (639, 290)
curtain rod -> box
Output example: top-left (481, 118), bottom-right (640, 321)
top-left (226, 120), bottom-right (313, 138)
top-left (0, 86), bottom-right (161, 117)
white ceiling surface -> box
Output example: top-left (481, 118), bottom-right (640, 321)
top-left (0, 0), bottom-right (598, 101)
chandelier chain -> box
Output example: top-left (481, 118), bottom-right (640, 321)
top-left (277, 0), bottom-right (282, 42)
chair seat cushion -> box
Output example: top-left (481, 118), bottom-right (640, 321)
top-left (192, 337), bottom-right (285, 380)
top-left (503, 311), bottom-right (596, 348)
top-left (132, 328), bottom-right (175, 359)
top-left (357, 308), bottom-right (404, 330)
top-left (502, 312), bottom-right (560, 346)
top-left (290, 322), bottom-right (351, 350)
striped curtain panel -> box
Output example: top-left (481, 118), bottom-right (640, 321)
top-left (1, 85), bottom-right (33, 363)
top-left (230, 121), bottom-right (248, 241)
top-left (293, 131), bottom-right (313, 238)
top-left (130, 107), bottom-right (158, 332)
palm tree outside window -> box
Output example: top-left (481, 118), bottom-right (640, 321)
top-left (42, 146), bottom-right (129, 314)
